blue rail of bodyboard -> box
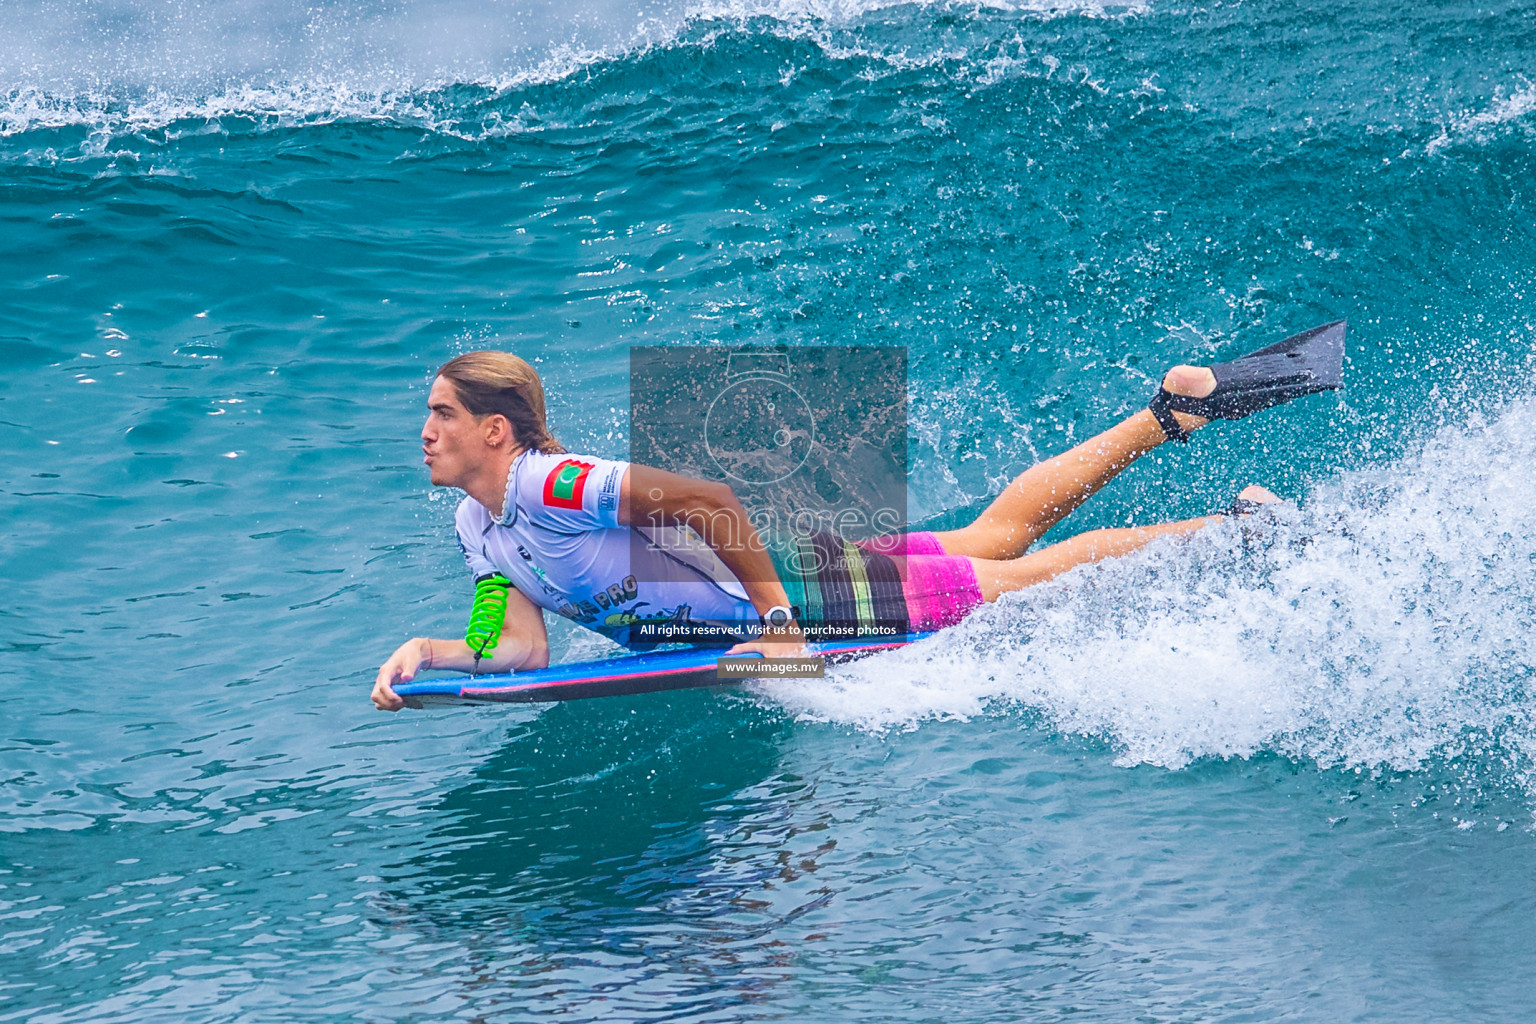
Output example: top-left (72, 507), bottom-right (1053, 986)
top-left (394, 633), bottom-right (933, 707)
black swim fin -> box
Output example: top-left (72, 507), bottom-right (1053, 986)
top-left (1149, 320), bottom-right (1346, 442)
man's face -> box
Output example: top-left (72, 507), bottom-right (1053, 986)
top-left (421, 376), bottom-right (489, 488)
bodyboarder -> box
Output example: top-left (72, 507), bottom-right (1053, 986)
top-left (372, 322), bottom-right (1344, 711)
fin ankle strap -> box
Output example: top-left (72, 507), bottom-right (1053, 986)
top-left (1148, 389), bottom-right (1192, 443)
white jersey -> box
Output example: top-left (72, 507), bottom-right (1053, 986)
top-left (455, 450), bottom-right (756, 648)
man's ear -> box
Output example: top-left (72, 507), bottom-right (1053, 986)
top-left (483, 413), bottom-right (513, 448)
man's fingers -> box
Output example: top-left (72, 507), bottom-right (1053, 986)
top-left (373, 644), bottom-right (420, 711)
top-left (372, 680), bottom-right (403, 712)
top-left (723, 643), bottom-right (813, 658)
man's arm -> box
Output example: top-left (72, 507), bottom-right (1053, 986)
top-left (618, 464), bottom-right (807, 656)
top-left (372, 584), bottom-right (549, 711)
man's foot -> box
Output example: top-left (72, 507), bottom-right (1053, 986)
top-left (1234, 484), bottom-right (1281, 505)
top-left (1151, 322), bottom-right (1346, 444)
top-left (1234, 488), bottom-right (1284, 506)
top-left (1159, 365), bottom-right (1217, 436)
top-left (1223, 484), bottom-right (1285, 517)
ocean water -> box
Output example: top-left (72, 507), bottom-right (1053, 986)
top-left (5, 0), bottom-right (1536, 1019)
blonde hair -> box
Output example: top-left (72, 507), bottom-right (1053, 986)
top-left (436, 351), bottom-right (566, 455)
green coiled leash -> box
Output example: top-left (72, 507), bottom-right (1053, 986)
top-left (466, 573), bottom-right (511, 675)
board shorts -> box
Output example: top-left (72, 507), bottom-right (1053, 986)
top-left (767, 530), bottom-right (985, 637)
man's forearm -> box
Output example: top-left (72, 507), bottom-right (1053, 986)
top-left (410, 634), bottom-right (545, 673)
top-left (693, 496), bottom-right (797, 620)
top-left (621, 468), bottom-right (804, 639)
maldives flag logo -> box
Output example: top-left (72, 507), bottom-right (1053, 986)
top-left (542, 458), bottom-right (595, 509)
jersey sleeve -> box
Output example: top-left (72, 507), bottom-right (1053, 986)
top-left (519, 453), bottom-right (627, 532)
top-left (454, 497), bottom-right (502, 580)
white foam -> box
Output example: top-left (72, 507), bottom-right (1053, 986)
top-left (763, 396), bottom-right (1536, 789)
top-left (1426, 77), bottom-right (1536, 155)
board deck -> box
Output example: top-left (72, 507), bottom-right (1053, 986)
top-left (394, 633), bottom-right (933, 707)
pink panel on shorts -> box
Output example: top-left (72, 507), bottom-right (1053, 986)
top-left (900, 554), bottom-right (984, 631)
top-left (856, 530), bottom-right (947, 557)
top-left (856, 532), bottom-right (984, 631)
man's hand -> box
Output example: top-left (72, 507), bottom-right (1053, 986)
top-left (725, 625), bottom-right (810, 660)
top-left (373, 637), bottom-right (431, 712)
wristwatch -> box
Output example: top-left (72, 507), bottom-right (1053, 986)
top-left (761, 604), bottom-right (796, 629)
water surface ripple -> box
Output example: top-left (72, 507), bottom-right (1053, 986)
top-left (4, 1), bottom-right (1536, 1020)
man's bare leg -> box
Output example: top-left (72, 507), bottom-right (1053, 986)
top-left (966, 485), bottom-right (1280, 601)
top-left (932, 365), bottom-right (1220, 560)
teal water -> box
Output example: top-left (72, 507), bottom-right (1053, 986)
top-left (5, 1), bottom-right (1536, 1019)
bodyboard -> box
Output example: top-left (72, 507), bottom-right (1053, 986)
top-left (394, 633), bottom-right (932, 707)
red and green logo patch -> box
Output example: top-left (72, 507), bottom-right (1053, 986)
top-left (542, 458), bottom-right (595, 509)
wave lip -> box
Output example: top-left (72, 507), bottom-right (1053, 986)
top-left (0, 0), bottom-right (1147, 142)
